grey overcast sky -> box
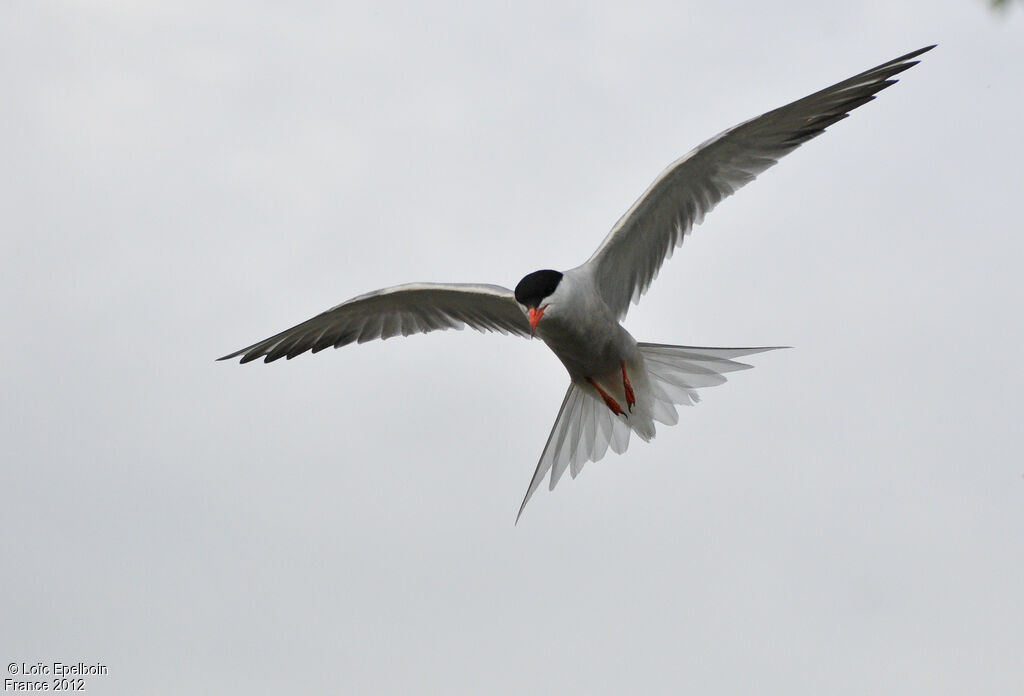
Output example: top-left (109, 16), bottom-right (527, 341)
top-left (2, 1), bottom-right (1022, 694)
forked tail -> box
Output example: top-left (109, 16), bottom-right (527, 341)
top-left (515, 344), bottom-right (787, 522)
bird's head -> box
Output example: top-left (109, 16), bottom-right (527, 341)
top-left (514, 269), bottom-right (563, 336)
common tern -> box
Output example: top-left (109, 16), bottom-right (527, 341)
top-left (220, 45), bottom-right (933, 521)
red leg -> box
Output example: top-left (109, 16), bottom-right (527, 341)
top-left (586, 377), bottom-right (624, 416)
top-left (621, 362), bottom-right (635, 412)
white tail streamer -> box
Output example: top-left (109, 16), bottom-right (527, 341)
top-left (515, 344), bottom-right (785, 522)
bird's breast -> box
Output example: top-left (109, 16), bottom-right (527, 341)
top-left (536, 311), bottom-right (636, 379)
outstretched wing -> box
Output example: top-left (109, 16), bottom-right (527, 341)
top-left (218, 282), bottom-right (531, 363)
top-left (582, 45), bottom-right (934, 319)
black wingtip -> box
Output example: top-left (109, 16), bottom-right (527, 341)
top-left (898, 45), bottom-right (937, 62)
top-left (215, 349), bottom-right (257, 364)
top-left (868, 45), bottom-right (936, 79)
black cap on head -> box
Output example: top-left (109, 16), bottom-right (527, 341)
top-left (514, 269), bottom-right (563, 308)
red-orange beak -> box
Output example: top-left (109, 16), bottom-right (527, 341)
top-left (528, 305), bottom-right (547, 337)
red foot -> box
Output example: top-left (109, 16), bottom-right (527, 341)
top-left (587, 377), bottom-right (624, 416)
top-left (621, 362), bottom-right (635, 412)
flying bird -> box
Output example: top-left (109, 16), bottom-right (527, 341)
top-left (220, 45), bottom-right (933, 521)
